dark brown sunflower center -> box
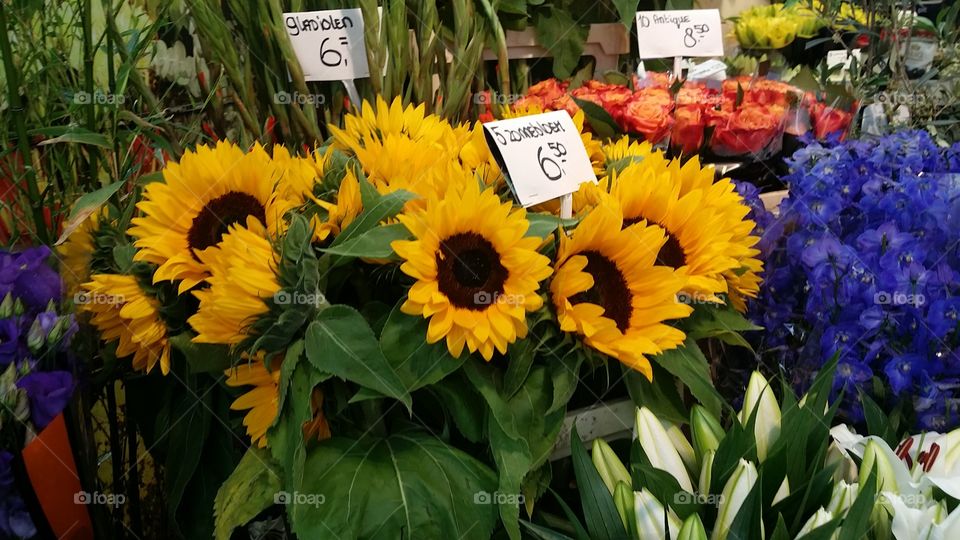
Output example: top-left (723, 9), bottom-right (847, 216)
top-left (570, 250), bottom-right (632, 331)
top-left (436, 233), bottom-right (508, 311)
top-left (187, 192), bottom-right (266, 257)
top-left (657, 234), bottom-right (686, 269)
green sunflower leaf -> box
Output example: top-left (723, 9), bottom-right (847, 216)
top-left (319, 223), bottom-right (410, 261)
top-left (526, 213), bottom-right (580, 239)
top-left (213, 447), bottom-right (282, 540)
top-left (378, 300), bottom-right (462, 392)
top-left (572, 98), bottom-right (622, 140)
top-left (652, 338), bottom-right (726, 418)
top-left (168, 333), bottom-right (232, 374)
top-left (305, 305), bottom-right (412, 412)
top-left (288, 432), bottom-right (498, 539)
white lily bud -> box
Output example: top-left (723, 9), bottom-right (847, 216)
top-left (772, 477), bottom-right (790, 506)
top-left (634, 488), bottom-right (682, 540)
top-left (825, 441), bottom-right (859, 483)
top-left (661, 418), bottom-right (698, 476)
top-left (797, 507), bottom-right (834, 538)
top-left (613, 481), bottom-right (635, 535)
top-left (691, 405), bottom-right (724, 462)
top-left (592, 438), bottom-right (630, 495)
top-left (636, 407), bottom-right (694, 492)
top-left (826, 480), bottom-right (859, 516)
top-left (861, 439), bottom-right (899, 493)
top-left (711, 459), bottom-right (758, 540)
top-left (678, 513), bottom-right (708, 540)
top-left (739, 371), bottom-right (781, 462)
top-left (699, 450), bottom-right (715, 496)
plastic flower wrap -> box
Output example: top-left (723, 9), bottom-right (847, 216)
top-left (753, 130), bottom-right (960, 429)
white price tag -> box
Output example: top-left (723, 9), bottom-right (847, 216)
top-left (483, 111), bottom-right (597, 208)
top-left (635, 9), bottom-right (723, 59)
top-left (283, 9), bottom-right (370, 81)
top-left (826, 48), bottom-right (862, 80)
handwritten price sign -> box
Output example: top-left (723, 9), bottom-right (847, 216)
top-left (483, 111), bottom-right (597, 207)
top-left (283, 9), bottom-right (370, 80)
top-left (635, 9), bottom-right (723, 59)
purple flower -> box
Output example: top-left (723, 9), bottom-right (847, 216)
top-left (0, 246), bottom-right (62, 314)
top-left (0, 318), bottom-right (27, 368)
top-left (16, 370), bottom-right (74, 430)
top-left (0, 450), bottom-right (37, 539)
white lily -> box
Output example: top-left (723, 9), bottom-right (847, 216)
top-left (613, 481), bottom-right (635, 534)
top-left (884, 492), bottom-right (959, 540)
top-left (739, 371), bottom-right (781, 462)
top-left (831, 425), bottom-right (960, 500)
top-left (711, 459), bottom-right (758, 540)
top-left (636, 407), bottom-right (694, 492)
top-left (825, 440), bottom-right (859, 483)
top-left (634, 488), bottom-right (682, 539)
top-left (796, 507), bottom-right (835, 539)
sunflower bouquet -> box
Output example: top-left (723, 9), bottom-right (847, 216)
top-left (69, 96), bottom-right (765, 538)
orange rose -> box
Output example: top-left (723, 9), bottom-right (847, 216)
top-left (710, 104), bottom-right (785, 156)
top-left (621, 92), bottom-right (674, 144)
top-left (809, 102), bottom-right (852, 141)
top-left (672, 105), bottom-right (706, 155)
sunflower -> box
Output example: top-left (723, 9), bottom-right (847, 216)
top-left (601, 136), bottom-right (654, 173)
top-left (225, 355), bottom-right (331, 448)
top-left (391, 182), bottom-right (553, 361)
top-left (551, 200), bottom-right (691, 378)
top-left (58, 210), bottom-right (102, 300)
top-left (81, 273), bottom-right (171, 374)
top-left (189, 218), bottom-right (280, 345)
top-left (632, 155), bottom-right (764, 311)
top-left (313, 167), bottom-right (363, 242)
top-left (329, 97), bottom-right (470, 199)
top-left (609, 154), bottom-right (753, 300)
top-left (128, 141), bottom-right (300, 293)
top-left (459, 121), bottom-right (502, 187)
top-left (224, 356), bottom-right (280, 448)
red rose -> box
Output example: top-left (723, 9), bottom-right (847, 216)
top-left (710, 105), bottom-right (785, 156)
top-left (672, 105), bottom-right (706, 155)
top-left (810, 102), bottom-right (852, 141)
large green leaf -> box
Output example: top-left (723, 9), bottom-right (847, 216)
top-left (682, 303), bottom-right (762, 350)
top-left (168, 333), bottom-right (231, 374)
top-left (214, 447), bottom-right (282, 540)
top-left (378, 301), bottom-right (462, 392)
top-left (533, 7), bottom-right (589, 79)
top-left (652, 338), bottom-right (726, 417)
top-left (572, 98), bottom-right (622, 140)
top-left (54, 180), bottom-right (124, 245)
top-left (526, 213), bottom-right (579, 239)
top-left (466, 361), bottom-right (565, 539)
top-left (289, 432), bottom-right (498, 539)
top-left (320, 222), bottom-right (410, 261)
top-left (570, 425), bottom-right (629, 540)
top-left (305, 305), bottom-right (412, 411)
top-left (611, 0), bottom-right (641, 28)
top-left (329, 181), bottom-right (415, 250)
top-left (163, 383), bottom-right (212, 537)
top-left (623, 362), bottom-right (688, 425)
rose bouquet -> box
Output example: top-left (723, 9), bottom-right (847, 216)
top-left (69, 97), bottom-right (766, 539)
top-left (515, 76), bottom-right (850, 159)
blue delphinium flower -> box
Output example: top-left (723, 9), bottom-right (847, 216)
top-left (752, 130), bottom-right (960, 430)
top-left (0, 450), bottom-right (36, 539)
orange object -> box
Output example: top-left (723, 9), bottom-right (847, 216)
top-left (21, 414), bottom-right (94, 540)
